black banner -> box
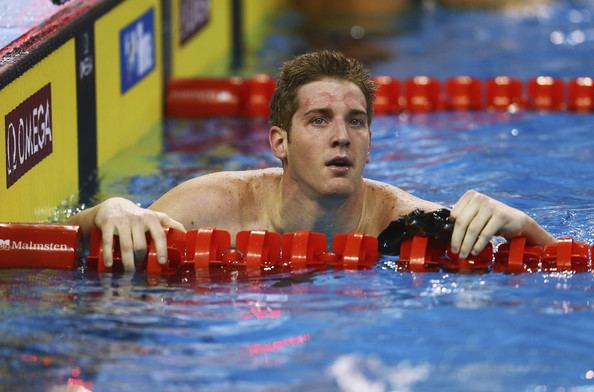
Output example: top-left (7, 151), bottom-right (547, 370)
top-left (75, 25), bottom-right (98, 205)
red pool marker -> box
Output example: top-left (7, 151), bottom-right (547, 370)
top-left (146, 227), bottom-right (194, 276)
top-left (526, 77), bottom-right (565, 111)
top-left (186, 228), bottom-right (231, 271)
top-left (567, 77), bottom-right (594, 112)
top-left (236, 230), bottom-right (282, 273)
top-left (5, 222), bottom-right (594, 275)
top-left (443, 243), bottom-right (493, 273)
top-left (398, 235), bottom-right (445, 272)
top-left (405, 76), bottom-right (441, 112)
top-left (88, 226), bottom-right (190, 274)
top-left (88, 228), bottom-right (122, 273)
top-left (332, 233), bottom-right (379, 269)
top-left (492, 237), bottom-right (543, 273)
top-left (487, 76), bottom-right (524, 111)
top-left (0, 223), bottom-right (81, 270)
top-left (88, 227), bottom-right (122, 272)
top-left (166, 77), bottom-right (245, 117)
top-left (542, 237), bottom-right (590, 272)
top-left (445, 76), bottom-right (483, 111)
top-left (282, 230), bottom-right (327, 269)
top-left (373, 76), bottom-right (401, 114)
top-left (243, 74), bottom-right (276, 117)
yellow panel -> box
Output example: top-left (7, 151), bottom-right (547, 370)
top-left (0, 41), bottom-right (79, 222)
top-left (94, 0), bottom-right (163, 168)
top-left (98, 121), bottom-right (163, 199)
top-left (170, 0), bottom-right (231, 77)
top-left (243, 0), bottom-right (285, 55)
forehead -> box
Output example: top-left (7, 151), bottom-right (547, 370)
top-left (295, 78), bottom-right (367, 113)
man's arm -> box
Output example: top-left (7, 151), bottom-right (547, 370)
top-left (450, 190), bottom-right (555, 259)
top-left (67, 171), bottom-right (247, 271)
top-left (376, 183), bottom-right (554, 257)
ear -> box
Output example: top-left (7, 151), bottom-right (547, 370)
top-left (269, 126), bottom-right (288, 161)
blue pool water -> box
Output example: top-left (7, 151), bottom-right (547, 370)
top-left (3, 2), bottom-right (594, 391)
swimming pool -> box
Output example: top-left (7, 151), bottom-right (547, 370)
top-left (3, 2), bottom-right (594, 391)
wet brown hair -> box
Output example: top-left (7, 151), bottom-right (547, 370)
top-left (269, 50), bottom-right (376, 133)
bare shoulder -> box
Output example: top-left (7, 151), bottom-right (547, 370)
top-left (363, 178), bottom-right (443, 233)
top-left (172, 167), bottom-right (280, 190)
top-left (150, 168), bottom-right (281, 229)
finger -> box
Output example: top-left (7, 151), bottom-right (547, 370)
top-left (450, 198), bottom-right (481, 254)
top-left (147, 219), bottom-right (168, 265)
top-left (115, 223), bottom-right (135, 272)
top-left (159, 213), bottom-right (186, 232)
top-left (470, 216), bottom-right (503, 257)
top-left (131, 221), bottom-right (148, 264)
top-left (450, 190), bottom-right (474, 219)
top-left (459, 207), bottom-right (491, 259)
top-left (101, 224), bottom-right (115, 267)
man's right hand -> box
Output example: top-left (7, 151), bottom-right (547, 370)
top-left (92, 197), bottom-right (186, 271)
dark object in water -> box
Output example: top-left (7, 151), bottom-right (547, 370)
top-left (378, 208), bottom-right (455, 255)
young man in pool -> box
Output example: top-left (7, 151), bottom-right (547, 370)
top-left (68, 50), bottom-right (555, 271)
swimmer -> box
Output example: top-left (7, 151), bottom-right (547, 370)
top-left (68, 50), bottom-right (555, 270)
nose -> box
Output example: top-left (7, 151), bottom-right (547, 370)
top-left (331, 119), bottom-right (351, 148)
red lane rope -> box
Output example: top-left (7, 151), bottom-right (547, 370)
top-left (166, 75), bottom-right (594, 118)
top-left (401, 235), bottom-right (590, 274)
top-left (0, 223), bottom-right (592, 275)
top-left (87, 227), bottom-right (379, 277)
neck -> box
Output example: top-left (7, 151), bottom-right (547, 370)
top-left (271, 173), bottom-right (367, 237)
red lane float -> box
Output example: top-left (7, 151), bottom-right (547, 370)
top-left (444, 243), bottom-right (493, 273)
top-left (165, 75), bottom-right (594, 117)
top-left (542, 237), bottom-right (589, 272)
top-left (186, 228), bottom-right (231, 272)
top-left (86, 227), bottom-right (378, 276)
top-left (405, 76), bottom-right (442, 112)
top-left (1, 223), bottom-right (593, 274)
top-left (487, 76), bottom-right (524, 111)
top-left (166, 77), bottom-right (246, 117)
top-left (373, 76), bottom-right (401, 114)
top-left (398, 235), bottom-right (443, 272)
top-left (0, 223), bottom-right (81, 270)
top-left (397, 235), bottom-right (492, 273)
top-left (165, 75), bottom-right (276, 118)
top-left (568, 77), bottom-right (594, 112)
top-left (445, 76), bottom-right (482, 111)
top-left (282, 230), bottom-right (327, 269)
top-left (527, 77), bottom-right (565, 111)
top-left (493, 237), bottom-right (543, 273)
top-left (395, 235), bottom-right (594, 274)
top-left (243, 74), bottom-right (276, 117)
top-left (333, 233), bottom-right (379, 269)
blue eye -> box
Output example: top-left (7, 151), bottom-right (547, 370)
top-left (311, 117), bottom-right (326, 126)
top-left (350, 118), bottom-right (365, 127)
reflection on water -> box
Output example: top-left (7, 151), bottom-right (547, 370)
top-left (3, 265), bottom-right (594, 391)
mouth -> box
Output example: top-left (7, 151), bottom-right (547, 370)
top-left (325, 156), bottom-right (353, 175)
top-left (326, 156), bottom-right (353, 167)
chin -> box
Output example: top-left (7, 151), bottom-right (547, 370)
top-left (320, 180), bottom-right (356, 198)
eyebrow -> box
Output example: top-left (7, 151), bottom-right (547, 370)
top-left (303, 108), bottom-right (367, 118)
top-left (349, 109), bottom-right (368, 118)
top-left (303, 108), bottom-right (332, 117)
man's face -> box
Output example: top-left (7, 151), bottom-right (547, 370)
top-left (279, 78), bottom-right (371, 198)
